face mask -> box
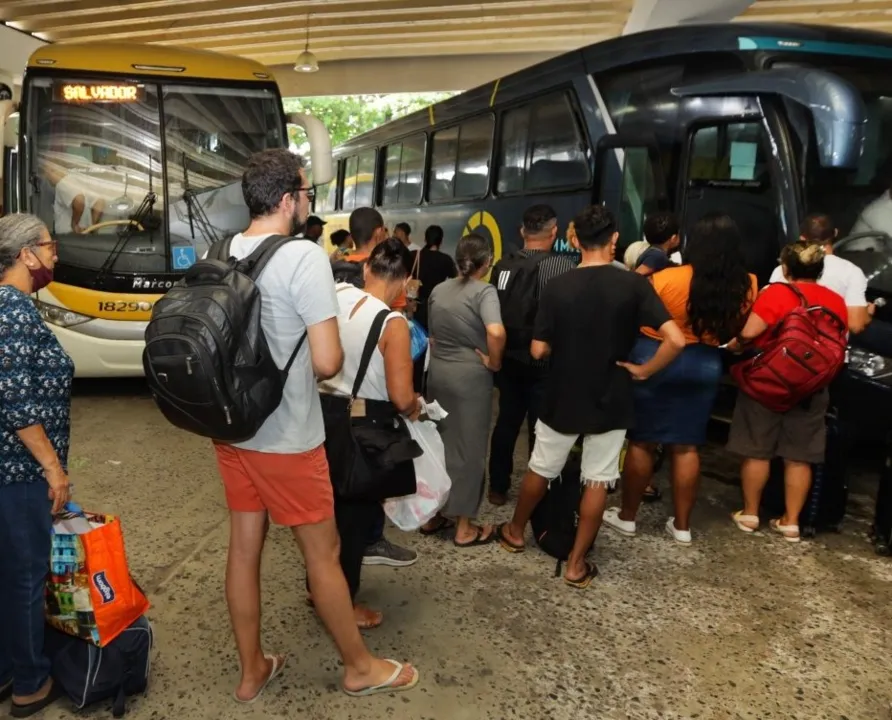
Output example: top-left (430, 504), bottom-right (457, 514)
top-left (29, 256), bottom-right (54, 292)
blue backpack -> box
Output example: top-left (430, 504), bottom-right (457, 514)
top-left (46, 616), bottom-right (153, 717)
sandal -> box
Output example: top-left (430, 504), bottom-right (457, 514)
top-left (233, 654), bottom-right (286, 704)
top-left (453, 525), bottom-right (496, 548)
top-left (343, 660), bottom-right (419, 697)
top-left (10, 681), bottom-right (65, 718)
top-left (497, 523), bottom-right (525, 553)
top-left (420, 516), bottom-right (455, 536)
top-left (731, 511), bottom-right (759, 534)
top-left (564, 561), bottom-right (599, 589)
top-left (769, 518), bottom-right (801, 543)
top-left (642, 486), bottom-right (662, 504)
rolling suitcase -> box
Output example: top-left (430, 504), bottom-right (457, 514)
top-left (761, 409), bottom-right (847, 537)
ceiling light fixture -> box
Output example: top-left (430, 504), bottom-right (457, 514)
top-left (294, 14), bottom-right (319, 73)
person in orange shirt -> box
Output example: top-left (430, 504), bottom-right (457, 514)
top-left (605, 213), bottom-right (758, 545)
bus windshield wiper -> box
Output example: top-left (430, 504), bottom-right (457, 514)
top-left (181, 155), bottom-right (221, 247)
top-left (96, 158), bottom-right (159, 285)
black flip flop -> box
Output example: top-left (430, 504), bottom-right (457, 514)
top-left (419, 516), bottom-right (455, 536)
top-left (0, 679), bottom-right (12, 703)
top-left (497, 523), bottom-right (525, 553)
top-left (642, 486), bottom-right (662, 504)
top-left (564, 561), bottom-right (599, 589)
top-left (10, 681), bottom-right (65, 718)
top-left (453, 526), bottom-right (497, 548)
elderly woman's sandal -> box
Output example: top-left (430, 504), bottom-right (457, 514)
top-left (769, 518), bottom-right (801, 543)
top-left (731, 511), bottom-right (759, 533)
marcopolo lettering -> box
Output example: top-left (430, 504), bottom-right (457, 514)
top-left (92, 571), bottom-right (116, 604)
top-left (132, 277), bottom-right (175, 290)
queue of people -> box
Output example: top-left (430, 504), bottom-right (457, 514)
top-left (0, 142), bottom-right (870, 713)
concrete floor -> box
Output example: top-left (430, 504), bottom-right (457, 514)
top-left (20, 380), bottom-right (892, 720)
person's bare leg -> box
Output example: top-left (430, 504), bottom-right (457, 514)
top-left (501, 469), bottom-right (549, 547)
top-left (226, 510), bottom-right (280, 701)
top-left (782, 460), bottom-right (812, 527)
top-left (293, 520), bottom-right (416, 692)
top-left (741, 458), bottom-right (771, 518)
top-left (619, 442), bottom-right (656, 522)
top-left (566, 483), bottom-right (609, 581)
top-left (671, 445), bottom-right (700, 531)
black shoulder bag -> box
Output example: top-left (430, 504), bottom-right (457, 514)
top-left (320, 309), bottom-right (422, 502)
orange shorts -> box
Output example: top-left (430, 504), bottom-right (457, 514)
top-left (214, 443), bottom-right (334, 527)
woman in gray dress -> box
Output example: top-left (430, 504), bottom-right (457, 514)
top-left (421, 234), bottom-right (506, 546)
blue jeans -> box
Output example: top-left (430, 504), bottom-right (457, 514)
top-left (0, 481), bottom-right (53, 696)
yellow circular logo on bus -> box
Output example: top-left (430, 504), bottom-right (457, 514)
top-left (462, 210), bottom-right (502, 280)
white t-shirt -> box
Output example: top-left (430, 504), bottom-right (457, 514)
top-left (323, 283), bottom-right (404, 402)
top-left (767, 253), bottom-right (868, 307)
top-left (227, 233), bottom-right (339, 454)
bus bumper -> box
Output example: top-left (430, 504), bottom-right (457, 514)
top-left (48, 324), bottom-right (146, 378)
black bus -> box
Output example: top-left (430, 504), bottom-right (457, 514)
top-left (315, 22), bottom-right (892, 440)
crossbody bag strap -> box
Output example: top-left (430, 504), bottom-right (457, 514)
top-left (351, 308), bottom-right (392, 401)
top-left (411, 249), bottom-right (421, 279)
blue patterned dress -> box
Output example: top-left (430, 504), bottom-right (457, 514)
top-left (0, 285), bottom-right (74, 484)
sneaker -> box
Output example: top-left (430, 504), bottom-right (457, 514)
top-left (362, 538), bottom-right (418, 567)
top-left (665, 517), bottom-right (692, 546)
top-left (602, 507), bottom-right (636, 537)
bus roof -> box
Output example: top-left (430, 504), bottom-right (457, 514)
top-left (334, 21), bottom-right (892, 157)
top-left (27, 42), bottom-right (274, 82)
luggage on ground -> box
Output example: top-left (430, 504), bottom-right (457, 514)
top-left (143, 235), bottom-right (305, 442)
top-left (530, 448), bottom-right (589, 573)
top-left (760, 410), bottom-right (847, 536)
top-left (870, 439), bottom-right (892, 555)
top-left (46, 506), bottom-right (149, 647)
top-left (46, 615), bottom-right (153, 718)
top-left (492, 252), bottom-right (550, 364)
top-left (731, 283), bottom-right (847, 413)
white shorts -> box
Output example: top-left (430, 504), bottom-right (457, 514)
top-left (529, 420), bottom-right (627, 488)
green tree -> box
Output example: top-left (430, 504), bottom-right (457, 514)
top-left (283, 93), bottom-right (454, 151)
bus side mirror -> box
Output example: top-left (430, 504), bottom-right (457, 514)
top-left (287, 112), bottom-right (333, 186)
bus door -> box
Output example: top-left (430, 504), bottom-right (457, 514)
top-left (593, 134), bottom-right (669, 259)
top-left (677, 116), bottom-right (786, 285)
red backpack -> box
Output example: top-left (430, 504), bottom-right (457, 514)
top-left (731, 283), bottom-right (847, 413)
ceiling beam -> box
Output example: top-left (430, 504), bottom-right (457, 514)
top-left (272, 51), bottom-right (558, 95)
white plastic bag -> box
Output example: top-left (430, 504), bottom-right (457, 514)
top-left (384, 419), bottom-right (452, 531)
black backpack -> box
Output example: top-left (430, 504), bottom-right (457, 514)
top-left (143, 235), bottom-right (306, 443)
top-left (491, 252), bottom-right (549, 363)
top-left (46, 615), bottom-right (153, 718)
top-left (530, 449), bottom-right (591, 575)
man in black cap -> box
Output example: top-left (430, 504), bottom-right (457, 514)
top-left (303, 215), bottom-right (327, 244)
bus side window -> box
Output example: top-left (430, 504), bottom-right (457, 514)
top-left (429, 116), bottom-right (493, 203)
top-left (683, 121), bottom-right (780, 283)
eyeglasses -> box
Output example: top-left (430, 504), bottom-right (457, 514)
top-left (295, 186), bottom-right (316, 201)
top-left (33, 240), bottom-right (58, 253)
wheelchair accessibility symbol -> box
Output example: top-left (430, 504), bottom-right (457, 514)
top-left (172, 246), bottom-right (197, 271)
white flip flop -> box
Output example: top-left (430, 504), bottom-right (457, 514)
top-left (731, 511), bottom-right (759, 534)
top-left (233, 653), bottom-right (286, 704)
top-left (343, 659), bottom-right (419, 697)
top-left (770, 518), bottom-right (801, 543)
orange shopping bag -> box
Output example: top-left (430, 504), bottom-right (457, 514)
top-left (46, 506), bottom-right (149, 647)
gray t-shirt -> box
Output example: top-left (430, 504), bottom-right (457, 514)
top-left (228, 233), bottom-right (339, 454)
top-left (428, 278), bottom-right (502, 365)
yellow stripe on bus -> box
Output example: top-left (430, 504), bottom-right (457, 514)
top-left (489, 78), bottom-right (501, 107)
top-left (46, 282), bottom-right (162, 322)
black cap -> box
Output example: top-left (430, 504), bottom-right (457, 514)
top-left (307, 215), bottom-right (327, 228)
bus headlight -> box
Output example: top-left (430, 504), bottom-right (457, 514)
top-left (33, 300), bottom-right (92, 328)
top-left (847, 347), bottom-right (887, 377)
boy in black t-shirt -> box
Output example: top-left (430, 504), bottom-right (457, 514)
top-left (497, 205), bottom-right (685, 588)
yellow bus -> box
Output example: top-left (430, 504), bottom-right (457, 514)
top-left (2, 42), bottom-right (331, 377)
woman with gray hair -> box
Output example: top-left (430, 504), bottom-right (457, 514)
top-left (421, 233), bottom-right (506, 546)
top-left (0, 213), bottom-right (72, 717)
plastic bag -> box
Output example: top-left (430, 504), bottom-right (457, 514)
top-left (407, 318), bottom-right (429, 362)
top-left (384, 419), bottom-right (452, 530)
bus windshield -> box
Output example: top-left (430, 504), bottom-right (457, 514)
top-left (28, 78), bottom-right (283, 277)
top-left (784, 57), bottom-right (892, 295)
